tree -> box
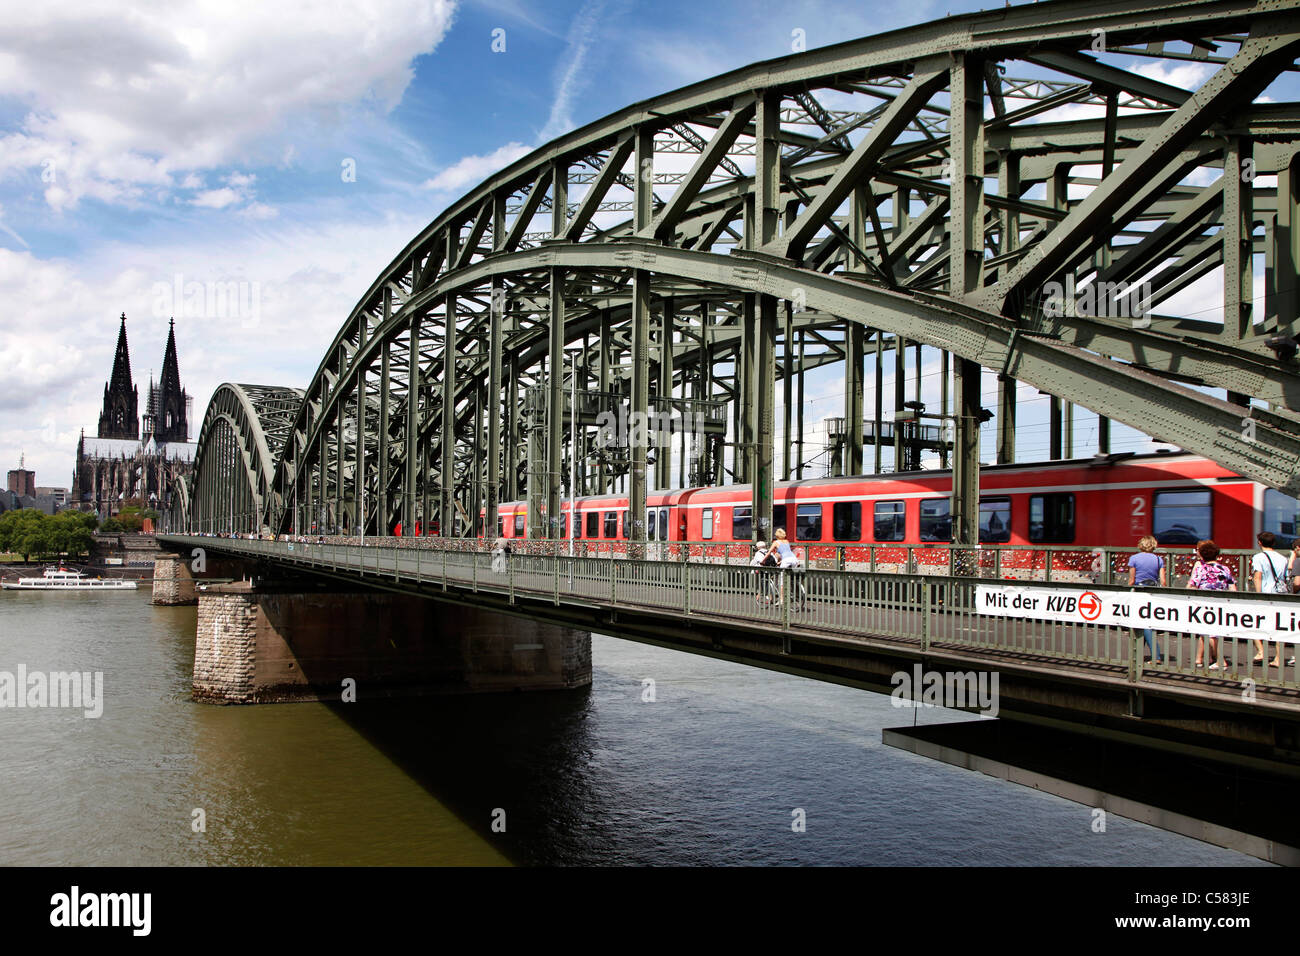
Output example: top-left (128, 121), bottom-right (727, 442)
top-left (110, 505), bottom-right (158, 533)
top-left (0, 509), bottom-right (96, 561)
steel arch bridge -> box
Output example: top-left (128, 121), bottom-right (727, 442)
top-left (186, 0), bottom-right (1300, 545)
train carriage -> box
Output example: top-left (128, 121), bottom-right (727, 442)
top-left (489, 451), bottom-right (1296, 573)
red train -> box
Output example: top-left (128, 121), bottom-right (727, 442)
top-left (492, 451), bottom-right (1299, 551)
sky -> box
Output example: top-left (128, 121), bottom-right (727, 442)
top-left (0, 0), bottom-right (1292, 489)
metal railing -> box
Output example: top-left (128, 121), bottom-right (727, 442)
top-left (221, 534), bottom-right (1262, 587)
top-left (165, 534), bottom-right (1300, 694)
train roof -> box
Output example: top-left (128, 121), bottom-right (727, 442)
top-left (495, 449), bottom-right (1226, 507)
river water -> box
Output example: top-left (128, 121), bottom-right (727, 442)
top-left (0, 588), bottom-right (1263, 866)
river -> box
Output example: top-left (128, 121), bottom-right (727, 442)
top-left (0, 588), bottom-right (1262, 865)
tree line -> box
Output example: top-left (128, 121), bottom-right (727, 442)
top-left (0, 510), bottom-right (98, 562)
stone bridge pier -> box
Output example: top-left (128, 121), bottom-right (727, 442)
top-left (152, 550), bottom-right (252, 605)
top-left (174, 558), bottom-right (590, 703)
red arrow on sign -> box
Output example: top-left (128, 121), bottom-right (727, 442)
top-left (1079, 591), bottom-right (1102, 621)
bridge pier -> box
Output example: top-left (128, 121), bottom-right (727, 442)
top-left (193, 581), bottom-right (591, 704)
top-left (152, 550), bottom-right (254, 606)
top-left (152, 552), bottom-right (197, 605)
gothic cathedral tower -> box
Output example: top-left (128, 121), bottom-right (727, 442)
top-left (144, 318), bottom-right (189, 443)
top-left (97, 312), bottom-right (139, 440)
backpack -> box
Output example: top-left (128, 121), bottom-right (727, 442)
top-left (1259, 550), bottom-right (1289, 593)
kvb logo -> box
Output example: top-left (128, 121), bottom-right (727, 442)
top-left (1042, 591), bottom-right (1103, 621)
top-left (1044, 594), bottom-right (1078, 614)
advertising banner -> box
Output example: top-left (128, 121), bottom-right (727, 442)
top-left (974, 584), bottom-right (1300, 644)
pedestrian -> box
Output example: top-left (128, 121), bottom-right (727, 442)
top-left (490, 537), bottom-right (508, 574)
top-left (1126, 535), bottom-right (1165, 663)
top-left (1251, 531), bottom-right (1292, 665)
top-left (770, 529), bottom-right (797, 605)
top-left (771, 527), bottom-right (795, 564)
top-left (780, 544), bottom-right (807, 609)
top-left (1187, 539), bottom-right (1236, 669)
top-left (751, 539), bottom-right (776, 604)
top-left (1288, 539), bottom-right (1300, 594)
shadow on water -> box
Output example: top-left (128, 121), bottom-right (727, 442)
top-left (320, 687), bottom-right (602, 866)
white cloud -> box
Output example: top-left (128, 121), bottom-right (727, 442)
top-left (0, 1), bottom-right (458, 209)
top-left (188, 172), bottom-right (261, 211)
top-left (537, 0), bottom-right (607, 142)
top-left (238, 202), bottom-right (279, 221)
top-left (190, 187), bottom-right (241, 209)
top-left (422, 141), bottom-right (533, 193)
top-left (1128, 59), bottom-right (1216, 94)
top-left (0, 210), bottom-right (430, 485)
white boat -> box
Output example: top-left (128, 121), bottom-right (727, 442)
top-left (1, 567), bottom-right (138, 591)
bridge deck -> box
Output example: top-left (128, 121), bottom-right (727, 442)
top-left (164, 535), bottom-right (1300, 719)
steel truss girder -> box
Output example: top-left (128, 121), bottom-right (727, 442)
top-left (192, 0), bottom-right (1300, 534)
top-left (191, 384), bottom-right (305, 532)
top-left (367, 241), bottom-right (1300, 495)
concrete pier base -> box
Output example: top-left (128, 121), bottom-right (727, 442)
top-left (193, 581), bottom-right (592, 703)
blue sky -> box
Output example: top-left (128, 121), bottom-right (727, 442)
top-left (0, 0), bottom-right (1288, 488)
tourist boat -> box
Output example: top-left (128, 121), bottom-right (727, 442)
top-left (1, 567), bottom-right (138, 591)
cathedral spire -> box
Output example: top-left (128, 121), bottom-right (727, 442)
top-left (154, 317), bottom-right (188, 443)
top-left (97, 312), bottom-right (139, 440)
top-left (109, 312), bottom-right (133, 394)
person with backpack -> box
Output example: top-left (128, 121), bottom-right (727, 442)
top-left (1188, 539), bottom-right (1236, 669)
top-left (1251, 531), bottom-right (1294, 666)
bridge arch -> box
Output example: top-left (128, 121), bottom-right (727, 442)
top-left (190, 384), bottom-right (304, 534)
top-left (187, 0), bottom-right (1300, 540)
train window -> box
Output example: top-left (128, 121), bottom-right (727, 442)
top-left (622, 510), bottom-right (630, 539)
top-left (648, 511), bottom-right (657, 540)
top-left (659, 509), bottom-right (669, 540)
top-left (979, 498), bottom-right (1011, 544)
top-left (496, 516), bottom-right (503, 537)
top-left (586, 511), bottom-right (599, 538)
top-left (604, 511), bottom-right (617, 538)
top-left (774, 505), bottom-right (788, 537)
top-left (919, 498), bottom-right (951, 542)
top-left (1263, 489), bottom-right (1300, 549)
top-left (562, 514), bottom-right (569, 539)
top-left (513, 513), bottom-right (524, 536)
top-left (702, 508), bottom-right (714, 540)
top-left (833, 502), bottom-right (862, 541)
top-left (1153, 489), bottom-right (1210, 545)
top-left (874, 501), bottom-right (905, 541)
top-left (796, 504), bottom-right (823, 541)
top-left (732, 506), bottom-right (752, 540)
top-left (1029, 494), bottom-right (1075, 543)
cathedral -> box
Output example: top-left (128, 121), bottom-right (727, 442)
top-left (72, 313), bottom-right (197, 520)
